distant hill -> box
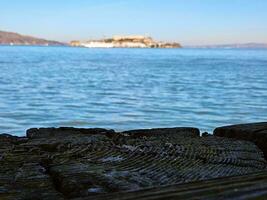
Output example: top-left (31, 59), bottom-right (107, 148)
top-left (0, 30), bottom-right (66, 46)
top-left (186, 43), bottom-right (267, 49)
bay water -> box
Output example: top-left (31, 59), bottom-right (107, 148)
top-left (0, 46), bottom-right (266, 136)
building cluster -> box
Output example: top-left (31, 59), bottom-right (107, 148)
top-left (70, 35), bottom-right (181, 48)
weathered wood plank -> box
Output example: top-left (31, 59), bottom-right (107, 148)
top-left (214, 122), bottom-right (267, 159)
top-left (90, 171), bottom-right (267, 200)
top-left (1, 126), bottom-right (266, 199)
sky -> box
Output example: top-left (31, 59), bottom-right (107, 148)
top-left (0, 0), bottom-right (267, 45)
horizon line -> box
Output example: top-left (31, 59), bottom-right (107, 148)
top-left (1, 29), bottom-right (267, 47)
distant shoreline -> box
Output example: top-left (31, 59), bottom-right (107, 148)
top-left (1, 45), bottom-right (267, 50)
top-left (1, 30), bottom-right (267, 49)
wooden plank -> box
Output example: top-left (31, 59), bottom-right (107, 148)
top-left (91, 171), bottom-right (267, 200)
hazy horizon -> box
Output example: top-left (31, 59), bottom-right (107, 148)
top-left (1, 0), bottom-right (267, 45)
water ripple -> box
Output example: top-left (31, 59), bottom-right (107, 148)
top-left (0, 47), bottom-right (267, 135)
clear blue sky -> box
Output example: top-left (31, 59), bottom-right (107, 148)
top-left (1, 0), bottom-right (267, 45)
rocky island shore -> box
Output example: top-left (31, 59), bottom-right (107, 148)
top-left (1, 122), bottom-right (267, 199)
top-left (70, 35), bottom-right (181, 48)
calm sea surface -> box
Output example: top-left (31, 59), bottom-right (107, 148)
top-left (0, 46), bottom-right (267, 136)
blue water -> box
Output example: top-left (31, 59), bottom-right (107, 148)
top-left (0, 46), bottom-right (267, 136)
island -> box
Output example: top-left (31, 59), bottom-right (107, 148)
top-left (70, 35), bottom-right (182, 48)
